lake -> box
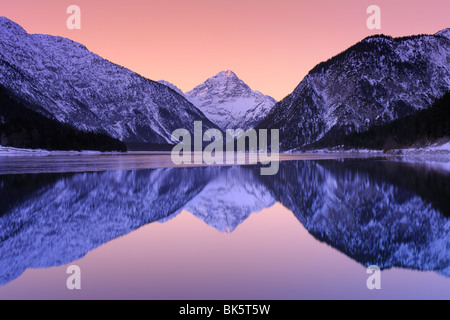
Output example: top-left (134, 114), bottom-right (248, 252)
top-left (0, 153), bottom-right (449, 299)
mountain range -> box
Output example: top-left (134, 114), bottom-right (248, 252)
top-left (256, 29), bottom-right (450, 151)
top-left (0, 16), bottom-right (449, 152)
top-left (0, 17), bottom-right (217, 149)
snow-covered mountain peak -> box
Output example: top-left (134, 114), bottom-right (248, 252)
top-left (185, 71), bottom-right (277, 131)
top-left (216, 70), bottom-right (238, 79)
top-left (188, 70), bottom-right (251, 99)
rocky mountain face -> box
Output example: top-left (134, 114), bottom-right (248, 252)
top-left (256, 29), bottom-right (450, 151)
top-left (311, 92), bottom-right (450, 150)
top-left (185, 71), bottom-right (277, 131)
top-left (0, 17), bottom-right (217, 146)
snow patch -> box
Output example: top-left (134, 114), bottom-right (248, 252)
top-left (185, 70), bottom-right (277, 131)
top-left (0, 145), bottom-right (104, 156)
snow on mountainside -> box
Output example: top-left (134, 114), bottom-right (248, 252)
top-left (256, 30), bottom-right (450, 151)
top-left (0, 17), bottom-right (217, 145)
top-left (157, 80), bottom-right (185, 97)
top-left (185, 71), bottom-right (277, 131)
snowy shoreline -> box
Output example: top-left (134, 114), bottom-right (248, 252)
top-left (2, 142), bottom-right (450, 157)
top-left (0, 145), bottom-right (109, 157)
top-left (291, 141), bottom-right (450, 156)
top-left (288, 141), bottom-right (450, 172)
top-left (1, 144), bottom-right (449, 175)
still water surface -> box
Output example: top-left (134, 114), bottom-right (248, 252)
top-left (0, 153), bottom-right (449, 299)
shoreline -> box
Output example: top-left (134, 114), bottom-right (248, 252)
top-left (0, 145), bottom-right (449, 176)
top-left (1, 144), bottom-right (449, 160)
top-left (2, 144), bottom-right (449, 157)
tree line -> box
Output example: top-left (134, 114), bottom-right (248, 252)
top-left (309, 92), bottom-right (450, 151)
top-left (0, 86), bottom-right (127, 152)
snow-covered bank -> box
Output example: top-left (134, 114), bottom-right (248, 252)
top-left (386, 140), bottom-right (450, 156)
top-left (290, 140), bottom-right (450, 157)
top-left (384, 141), bottom-right (450, 172)
top-left (0, 145), bottom-right (104, 157)
top-left (1, 143), bottom-right (449, 175)
top-left (285, 140), bottom-right (450, 173)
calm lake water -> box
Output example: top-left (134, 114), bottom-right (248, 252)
top-left (0, 153), bottom-right (449, 299)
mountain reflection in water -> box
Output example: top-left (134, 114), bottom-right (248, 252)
top-left (0, 159), bottom-right (449, 286)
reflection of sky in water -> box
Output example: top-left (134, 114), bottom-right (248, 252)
top-left (0, 159), bottom-right (449, 299)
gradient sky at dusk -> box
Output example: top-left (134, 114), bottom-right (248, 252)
top-left (1, 0), bottom-right (449, 100)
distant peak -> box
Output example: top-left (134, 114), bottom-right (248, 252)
top-left (436, 28), bottom-right (450, 39)
top-left (216, 70), bottom-right (238, 78)
top-left (0, 17), bottom-right (27, 35)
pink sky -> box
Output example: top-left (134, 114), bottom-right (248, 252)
top-left (1, 0), bottom-right (449, 100)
